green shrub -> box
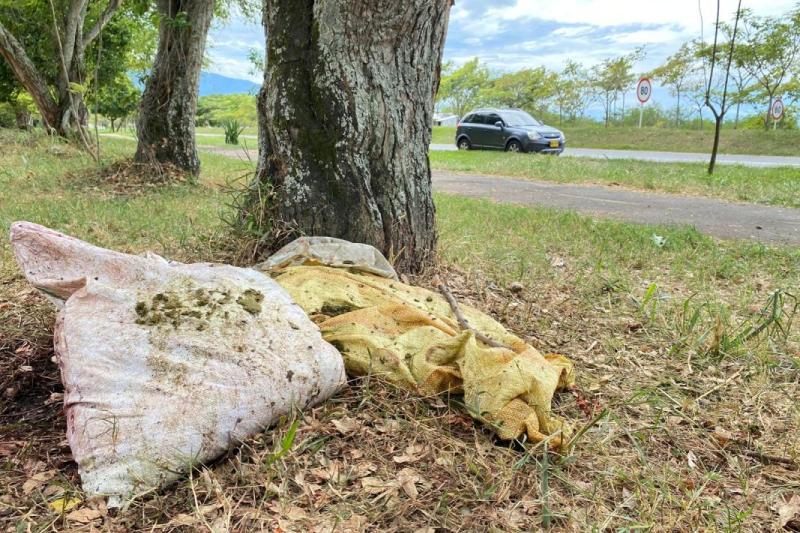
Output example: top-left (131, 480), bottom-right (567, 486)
top-left (223, 119), bottom-right (245, 145)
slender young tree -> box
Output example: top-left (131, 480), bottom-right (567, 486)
top-left (702, 0), bottom-right (743, 175)
top-left (243, 0), bottom-right (452, 273)
top-left (134, 0), bottom-right (215, 175)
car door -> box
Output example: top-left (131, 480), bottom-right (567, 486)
top-left (470, 113), bottom-right (491, 147)
top-left (459, 113), bottom-right (477, 144)
top-left (484, 113), bottom-right (505, 149)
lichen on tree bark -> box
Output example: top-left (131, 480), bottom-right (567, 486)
top-left (246, 0), bottom-right (451, 273)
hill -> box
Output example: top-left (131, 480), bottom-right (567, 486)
top-left (199, 72), bottom-right (260, 96)
top-left (131, 71), bottom-right (260, 96)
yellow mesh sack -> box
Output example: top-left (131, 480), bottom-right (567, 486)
top-left (271, 265), bottom-right (575, 448)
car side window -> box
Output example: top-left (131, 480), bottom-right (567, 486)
top-left (487, 114), bottom-right (503, 126)
top-left (463, 114), bottom-right (474, 124)
top-left (473, 114), bottom-right (487, 124)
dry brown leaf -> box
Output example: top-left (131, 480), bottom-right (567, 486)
top-left (397, 468), bottom-right (420, 499)
top-left (331, 416), bottom-right (361, 435)
top-left (687, 450), bottom-right (698, 469)
top-left (777, 495), bottom-right (800, 528)
top-left (22, 470), bottom-right (57, 494)
top-left (168, 513), bottom-right (198, 527)
top-left (66, 507), bottom-right (103, 523)
top-left (712, 426), bottom-right (734, 445)
top-left (352, 462), bottom-right (377, 478)
top-left (393, 444), bottom-right (427, 464)
top-left (360, 477), bottom-right (390, 495)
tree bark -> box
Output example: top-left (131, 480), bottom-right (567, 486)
top-left (134, 0), bottom-right (214, 175)
top-left (0, 21), bottom-right (59, 129)
top-left (247, 0), bottom-right (451, 273)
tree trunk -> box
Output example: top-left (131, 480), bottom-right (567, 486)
top-left (676, 89), bottom-right (681, 126)
top-left (134, 0), bottom-right (214, 175)
top-left (734, 102), bottom-right (740, 129)
top-left (246, 0), bottom-right (451, 273)
top-left (15, 108), bottom-right (31, 130)
top-left (764, 94), bottom-right (774, 130)
top-left (708, 116), bottom-right (722, 174)
top-left (0, 21), bottom-right (60, 129)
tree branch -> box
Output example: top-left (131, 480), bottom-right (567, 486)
top-left (83, 0), bottom-right (123, 47)
top-left (62, 0), bottom-right (89, 71)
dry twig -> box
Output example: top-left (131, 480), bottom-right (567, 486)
top-left (436, 279), bottom-right (512, 350)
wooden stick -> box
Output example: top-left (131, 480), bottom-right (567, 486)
top-left (437, 281), bottom-right (512, 350)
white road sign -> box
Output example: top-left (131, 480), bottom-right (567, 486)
top-left (636, 77), bottom-right (652, 104)
top-left (771, 99), bottom-right (785, 121)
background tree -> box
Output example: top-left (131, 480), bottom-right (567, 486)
top-left (134, 0), bottom-right (215, 175)
top-left (437, 58), bottom-right (489, 119)
top-left (737, 7), bottom-right (800, 128)
top-left (554, 60), bottom-right (594, 123)
top-left (651, 43), bottom-right (697, 125)
top-left (591, 49), bottom-right (644, 127)
top-left (244, 0), bottom-right (451, 272)
top-left (96, 76), bottom-right (140, 131)
top-left (480, 67), bottom-right (557, 118)
top-left (0, 0), bottom-right (126, 138)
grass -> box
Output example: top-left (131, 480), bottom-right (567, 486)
top-left (1, 129), bottom-right (798, 531)
top-left (432, 125), bottom-right (800, 156)
top-left (430, 150), bottom-right (800, 208)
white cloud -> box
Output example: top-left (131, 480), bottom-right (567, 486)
top-left (551, 25), bottom-right (596, 38)
top-left (487, 0), bottom-right (795, 30)
top-left (206, 53), bottom-right (260, 82)
top-left (610, 28), bottom-right (686, 45)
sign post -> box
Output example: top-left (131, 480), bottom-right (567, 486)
top-left (636, 77), bottom-right (652, 128)
top-left (770, 98), bottom-right (784, 130)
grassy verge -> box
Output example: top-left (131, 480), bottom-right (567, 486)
top-left (433, 125), bottom-right (800, 156)
top-left (430, 150), bottom-right (800, 208)
top-left (1, 130), bottom-right (798, 531)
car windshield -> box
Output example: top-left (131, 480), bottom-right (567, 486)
top-left (501, 111), bottom-right (541, 127)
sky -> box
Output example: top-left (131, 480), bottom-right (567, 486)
top-left (206, 0), bottom-right (797, 116)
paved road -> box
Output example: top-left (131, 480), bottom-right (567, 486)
top-left (429, 144), bottom-right (800, 168)
top-left (202, 144), bottom-right (799, 246)
top-left (109, 134), bottom-right (799, 168)
top-left (432, 170), bottom-right (800, 245)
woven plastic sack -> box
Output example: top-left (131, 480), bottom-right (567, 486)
top-left (266, 264), bottom-right (575, 448)
top-left (10, 222), bottom-right (345, 505)
top-left (257, 236), bottom-right (398, 279)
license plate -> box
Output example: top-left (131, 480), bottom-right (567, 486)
top-left (549, 140), bottom-right (559, 148)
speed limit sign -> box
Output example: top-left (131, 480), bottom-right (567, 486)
top-left (636, 77), bottom-right (652, 104)
top-left (771, 98), bottom-right (785, 121)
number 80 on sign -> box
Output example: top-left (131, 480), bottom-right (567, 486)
top-left (637, 77), bottom-right (652, 104)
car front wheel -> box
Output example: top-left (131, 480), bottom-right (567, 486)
top-left (506, 140), bottom-right (523, 153)
top-left (457, 138), bottom-right (471, 150)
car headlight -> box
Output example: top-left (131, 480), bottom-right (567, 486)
top-left (527, 131), bottom-right (541, 140)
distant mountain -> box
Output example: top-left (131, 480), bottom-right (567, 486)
top-left (131, 71), bottom-right (260, 96)
top-left (199, 72), bottom-right (260, 96)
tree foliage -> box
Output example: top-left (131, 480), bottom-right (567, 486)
top-left (437, 58), bottom-right (490, 119)
top-left (651, 43), bottom-right (698, 125)
top-left (736, 6), bottom-right (800, 127)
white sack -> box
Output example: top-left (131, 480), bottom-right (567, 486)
top-left (10, 222), bottom-right (346, 505)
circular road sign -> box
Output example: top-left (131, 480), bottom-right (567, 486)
top-left (636, 77), bottom-right (652, 104)
top-left (771, 98), bottom-right (785, 121)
